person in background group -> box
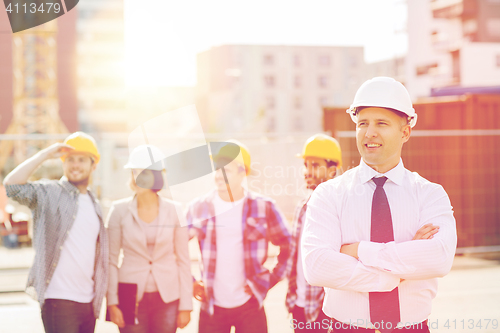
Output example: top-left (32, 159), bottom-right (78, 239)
top-left (3, 132), bottom-right (108, 333)
top-left (286, 133), bottom-right (342, 333)
top-left (187, 139), bottom-right (291, 333)
top-left (107, 144), bottom-right (192, 333)
top-left (302, 77), bottom-right (457, 333)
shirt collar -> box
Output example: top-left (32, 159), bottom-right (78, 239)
top-left (358, 158), bottom-right (405, 186)
top-left (59, 176), bottom-right (92, 196)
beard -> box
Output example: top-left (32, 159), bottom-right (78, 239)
top-left (66, 169), bottom-right (91, 188)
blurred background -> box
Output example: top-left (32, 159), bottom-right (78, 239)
top-left (0, 0), bottom-right (499, 332)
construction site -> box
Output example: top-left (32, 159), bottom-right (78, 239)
top-left (0, 0), bottom-right (500, 332)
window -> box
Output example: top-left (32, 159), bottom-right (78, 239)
top-left (496, 54), bottom-right (500, 68)
top-left (318, 76), bottom-right (328, 88)
top-left (293, 96), bottom-right (302, 109)
top-left (266, 96), bottom-right (275, 109)
top-left (349, 56), bottom-right (359, 69)
top-left (463, 19), bottom-right (478, 39)
top-left (293, 116), bottom-right (303, 131)
top-left (263, 54), bottom-right (274, 65)
top-left (293, 55), bottom-right (301, 67)
top-left (319, 96), bottom-right (329, 106)
top-left (487, 19), bottom-right (500, 37)
top-left (416, 63), bottom-right (438, 76)
top-left (294, 76), bottom-right (301, 88)
top-left (267, 117), bottom-right (276, 132)
top-left (319, 55), bottom-right (331, 66)
top-left (264, 75), bottom-right (275, 87)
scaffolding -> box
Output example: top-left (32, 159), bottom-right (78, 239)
top-left (0, 21), bottom-right (68, 171)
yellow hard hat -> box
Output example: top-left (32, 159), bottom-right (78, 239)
top-left (61, 132), bottom-right (100, 164)
top-left (297, 133), bottom-right (342, 168)
top-left (212, 139), bottom-right (251, 175)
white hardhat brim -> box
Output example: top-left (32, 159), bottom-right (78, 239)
top-left (346, 77), bottom-right (417, 128)
top-left (124, 144), bottom-right (166, 171)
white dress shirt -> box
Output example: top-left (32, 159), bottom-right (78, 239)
top-left (302, 159), bottom-right (457, 329)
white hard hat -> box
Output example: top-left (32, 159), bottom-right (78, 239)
top-left (346, 77), bottom-right (417, 127)
top-left (124, 144), bottom-right (165, 171)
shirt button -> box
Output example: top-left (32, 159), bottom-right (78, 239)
top-left (59, 246), bottom-right (63, 250)
top-left (46, 280), bottom-right (50, 284)
top-left (53, 263), bottom-right (56, 267)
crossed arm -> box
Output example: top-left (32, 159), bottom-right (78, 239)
top-left (301, 184), bottom-right (457, 292)
top-left (340, 223), bottom-right (440, 259)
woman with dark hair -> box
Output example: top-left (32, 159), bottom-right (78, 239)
top-left (107, 145), bottom-right (192, 333)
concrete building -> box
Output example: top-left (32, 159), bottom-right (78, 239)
top-left (406, 0), bottom-right (500, 99)
top-left (76, 0), bottom-right (125, 132)
top-left (196, 45), bottom-right (365, 134)
top-left (124, 86), bottom-right (196, 130)
top-left (366, 56), bottom-right (406, 85)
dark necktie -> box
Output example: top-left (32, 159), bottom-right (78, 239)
top-left (369, 177), bottom-right (400, 333)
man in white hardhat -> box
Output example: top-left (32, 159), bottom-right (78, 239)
top-left (302, 77), bottom-right (457, 333)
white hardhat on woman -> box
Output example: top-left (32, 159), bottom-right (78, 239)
top-left (346, 76), bottom-right (417, 127)
top-left (124, 145), bottom-right (165, 191)
top-left (124, 144), bottom-right (165, 171)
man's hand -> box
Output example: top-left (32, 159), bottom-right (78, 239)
top-left (193, 280), bottom-right (206, 302)
top-left (108, 305), bottom-right (125, 328)
top-left (244, 284), bottom-right (253, 296)
top-left (177, 310), bottom-right (191, 329)
top-left (41, 143), bottom-right (75, 160)
top-left (340, 242), bottom-right (360, 259)
top-left (413, 223), bottom-right (439, 240)
top-left (3, 143), bottom-right (75, 186)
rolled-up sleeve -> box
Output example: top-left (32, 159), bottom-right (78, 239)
top-left (5, 182), bottom-right (45, 210)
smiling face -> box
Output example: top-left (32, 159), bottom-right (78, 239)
top-left (62, 153), bottom-right (96, 187)
top-left (356, 107), bottom-right (411, 173)
top-left (303, 156), bottom-right (337, 190)
top-left (214, 159), bottom-right (246, 194)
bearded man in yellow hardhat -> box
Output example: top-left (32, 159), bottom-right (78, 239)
top-left (4, 132), bottom-right (108, 333)
top-left (285, 133), bottom-right (342, 333)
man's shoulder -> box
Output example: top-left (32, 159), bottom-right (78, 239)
top-left (187, 191), bottom-right (215, 208)
top-left (403, 169), bottom-right (449, 199)
top-left (405, 169), bottom-right (444, 190)
top-left (318, 166), bottom-right (360, 190)
top-left (5, 178), bottom-right (62, 193)
top-left (247, 190), bottom-right (276, 204)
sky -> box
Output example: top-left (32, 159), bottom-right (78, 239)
top-left (124, 0), bottom-right (408, 87)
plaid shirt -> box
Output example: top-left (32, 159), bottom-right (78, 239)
top-left (186, 190), bottom-right (291, 315)
top-left (5, 177), bottom-right (108, 318)
top-left (285, 198), bottom-right (325, 322)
